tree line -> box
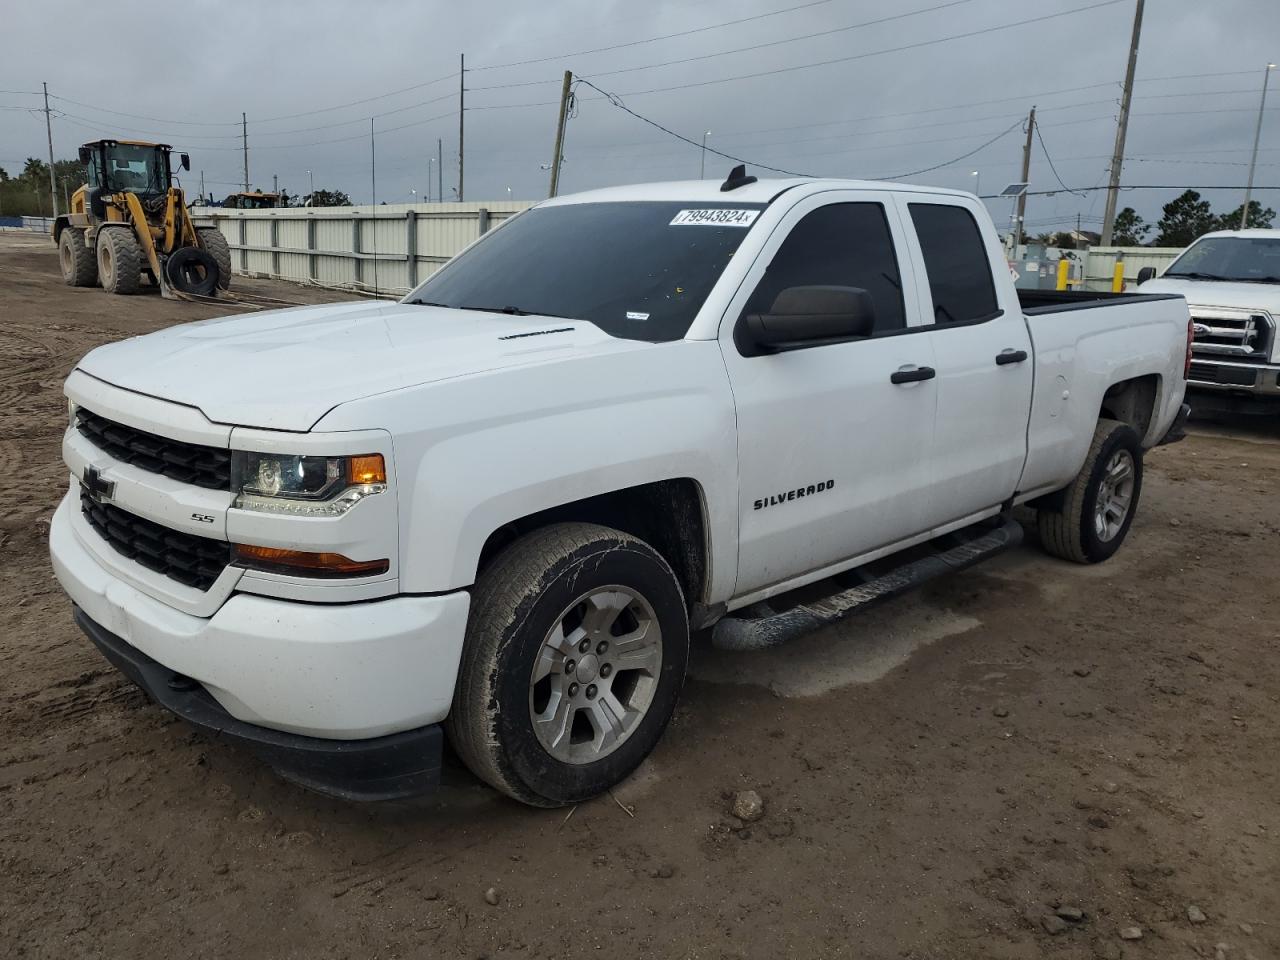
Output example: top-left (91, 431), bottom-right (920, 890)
top-left (0, 156), bottom-right (353, 217)
top-left (1032, 191), bottom-right (1275, 250)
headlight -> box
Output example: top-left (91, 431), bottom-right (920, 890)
top-left (232, 451), bottom-right (386, 516)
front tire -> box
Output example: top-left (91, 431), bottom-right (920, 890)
top-left (1037, 418), bottom-right (1143, 564)
top-left (97, 228), bottom-right (141, 295)
top-left (447, 523), bottom-right (689, 807)
top-left (196, 227), bottom-right (232, 290)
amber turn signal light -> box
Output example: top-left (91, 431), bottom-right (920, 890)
top-left (233, 544), bottom-right (389, 578)
top-left (349, 454), bottom-right (386, 485)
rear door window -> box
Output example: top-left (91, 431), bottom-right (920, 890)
top-left (909, 203), bottom-right (999, 325)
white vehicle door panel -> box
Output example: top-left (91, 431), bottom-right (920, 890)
top-left (718, 190), bottom-right (939, 598)
top-left (892, 196), bottom-right (1033, 527)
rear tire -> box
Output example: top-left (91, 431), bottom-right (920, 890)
top-left (196, 227), bottom-right (232, 290)
top-left (58, 228), bottom-right (98, 287)
top-left (97, 228), bottom-right (141, 295)
top-left (447, 523), bottom-right (689, 807)
top-left (1037, 418), bottom-right (1143, 564)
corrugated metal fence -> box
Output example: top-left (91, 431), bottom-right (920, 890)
top-left (191, 202), bottom-right (534, 296)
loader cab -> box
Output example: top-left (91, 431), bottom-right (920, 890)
top-left (78, 140), bottom-right (189, 198)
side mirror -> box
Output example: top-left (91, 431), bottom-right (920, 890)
top-left (180, 153), bottom-right (191, 171)
top-left (78, 146), bottom-right (91, 165)
top-left (1136, 266), bottom-right (1156, 285)
top-left (741, 285), bottom-right (876, 354)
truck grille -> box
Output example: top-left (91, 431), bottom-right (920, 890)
top-left (76, 408), bottom-right (231, 490)
top-left (80, 487), bottom-right (231, 591)
top-left (1190, 311), bottom-right (1273, 364)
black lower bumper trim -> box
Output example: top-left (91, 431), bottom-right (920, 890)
top-left (73, 606), bottom-right (442, 802)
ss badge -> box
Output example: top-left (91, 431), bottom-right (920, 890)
top-left (190, 513), bottom-right (215, 524)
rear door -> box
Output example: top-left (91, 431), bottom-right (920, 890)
top-left (895, 198), bottom-right (1033, 528)
top-left (720, 191), bottom-right (939, 598)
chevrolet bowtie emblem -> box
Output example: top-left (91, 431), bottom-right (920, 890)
top-left (83, 465), bottom-right (116, 503)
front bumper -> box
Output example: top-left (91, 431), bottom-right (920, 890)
top-left (50, 491), bottom-right (470, 742)
top-left (1187, 357), bottom-right (1280, 396)
top-left (75, 608), bottom-right (443, 801)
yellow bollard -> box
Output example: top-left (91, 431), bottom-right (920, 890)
top-left (1056, 259), bottom-right (1070, 291)
top-left (1112, 261), bottom-right (1125, 293)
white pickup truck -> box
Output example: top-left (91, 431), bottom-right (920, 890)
top-left (1137, 228), bottom-right (1280, 413)
top-left (50, 170), bottom-right (1191, 806)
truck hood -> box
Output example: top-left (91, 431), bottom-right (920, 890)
top-left (1139, 277), bottom-right (1280, 316)
top-left (77, 301), bottom-right (641, 431)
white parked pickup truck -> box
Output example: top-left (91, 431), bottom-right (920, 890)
top-left (50, 169), bottom-right (1192, 806)
top-left (1137, 228), bottom-right (1280, 413)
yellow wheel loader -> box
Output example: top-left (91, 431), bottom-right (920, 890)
top-left (53, 139), bottom-right (232, 297)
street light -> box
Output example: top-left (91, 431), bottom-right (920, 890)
top-left (1242, 63), bottom-right (1276, 229)
top-left (506, 186), bottom-right (513, 201)
top-left (306, 169), bottom-right (314, 199)
top-left (971, 170), bottom-right (981, 199)
top-left (700, 130), bottom-right (712, 179)
top-left (428, 157), bottom-right (436, 202)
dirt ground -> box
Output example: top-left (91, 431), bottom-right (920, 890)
top-left (1, 231), bottom-right (1276, 960)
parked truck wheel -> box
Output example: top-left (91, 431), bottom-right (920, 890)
top-left (196, 227), bottom-right (233, 290)
top-left (1037, 418), bottom-right (1143, 564)
top-left (96, 228), bottom-right (142, 295)
top-left (58, 228), bottom-right (98, 287)
top-left (447, 522), bottom-right (689, 807)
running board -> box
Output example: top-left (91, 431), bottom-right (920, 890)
top-left (711, 516), bottom-right (1023, 652)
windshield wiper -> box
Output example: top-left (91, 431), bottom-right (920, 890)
top-left (1162, 271), bottom-right (1229, 281)
top-left (1230, 275), bottom-right (1280, 284)
top-left (409, 299), bottom-right (574, 319)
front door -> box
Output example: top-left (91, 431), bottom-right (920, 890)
top-left (720, 192), bottom-right (939, 598)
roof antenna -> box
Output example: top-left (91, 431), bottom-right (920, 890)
top-left (720, 164), bottom-right (757, 192)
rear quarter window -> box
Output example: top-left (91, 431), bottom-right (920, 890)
top-left (909, 203), bottom-right (999, 325)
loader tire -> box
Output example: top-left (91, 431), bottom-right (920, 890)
top-left (196, 227), bottom-right (232, 290)
top-left (58, 228), bottom-right (98, 287)
top-left (1036, 418), bottom-right (1143, 564)
top-left (97, 228), bottom-right (141, 295)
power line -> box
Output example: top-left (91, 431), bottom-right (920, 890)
top-left (578, 0), bottom-right (985, 82)
top-left (879, 120), bottom-right (1025, 179)
top-left (468, 0), bottom-right (840, 72)
top-left (1034, 121), bottom-right (1085, 196)
top-left (599, 0), bottom-right (1126, 99)
top-left (982, 184), bottom-right (1280, 198)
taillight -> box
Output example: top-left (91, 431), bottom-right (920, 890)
top-left (1184, 317), bottom-right (1194, 379)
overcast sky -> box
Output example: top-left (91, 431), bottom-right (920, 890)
top-left (3, 0), bottom-right (1278, 234)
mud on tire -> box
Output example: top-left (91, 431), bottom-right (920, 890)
top-left (96, 227), bottom-right (142, 295)
top-left (1036, 418), bottom-right (1144, 564)
top-left (58, 228), bottom-right (98, 287)
top-left (446, 522), bottom-right (689, 807)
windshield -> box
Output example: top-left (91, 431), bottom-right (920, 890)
top-left (1165, 236), bottom-right (1280, 283)
top-left (101, 144), bottom-right (167, 194)
top-left (404, 201), bottom-right (767, 341)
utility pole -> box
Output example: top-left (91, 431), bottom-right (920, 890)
top-left (42, 82), bottom-right (57, 217)
top-left (549, 70), bottom-right (572, 198)
top-left (437, 137), bottom-right (443, 203)
top-left (273, 173), bottom-right (278, 195)
top-left (457, 54), bottom-right (465, 202)
top-left (1242, 63), bottom-right (1276, 229)
top-left (1100, 0), bottom-right (1145, 246)
top-left (1014, 106), bottom-right (1036, 253)
top-left (241, 112), bottom-right (249, 192)
top-left (199, 170), bottom-right (205, 203)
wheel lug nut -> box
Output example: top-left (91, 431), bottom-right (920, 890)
top-left (599, 664), bottom-right (612, 678)
top-left (596, 640), bottom-right (609, 655)
top-left (568, 682), bottom-right (579, 697)
top-left (565, 659), bottom-right (576, 674)
top-left (578, 639), bottom-right (591, 654)
top-left (586, 684), bottom-right (598, 699)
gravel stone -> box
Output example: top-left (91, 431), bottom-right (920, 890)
top-left (731, 790), bottom-right (765, 822)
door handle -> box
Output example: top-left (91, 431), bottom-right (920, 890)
top-left (996, 349), bottom-right (1028, 365)
top-left (890, 365), bottom-right (937, 384)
